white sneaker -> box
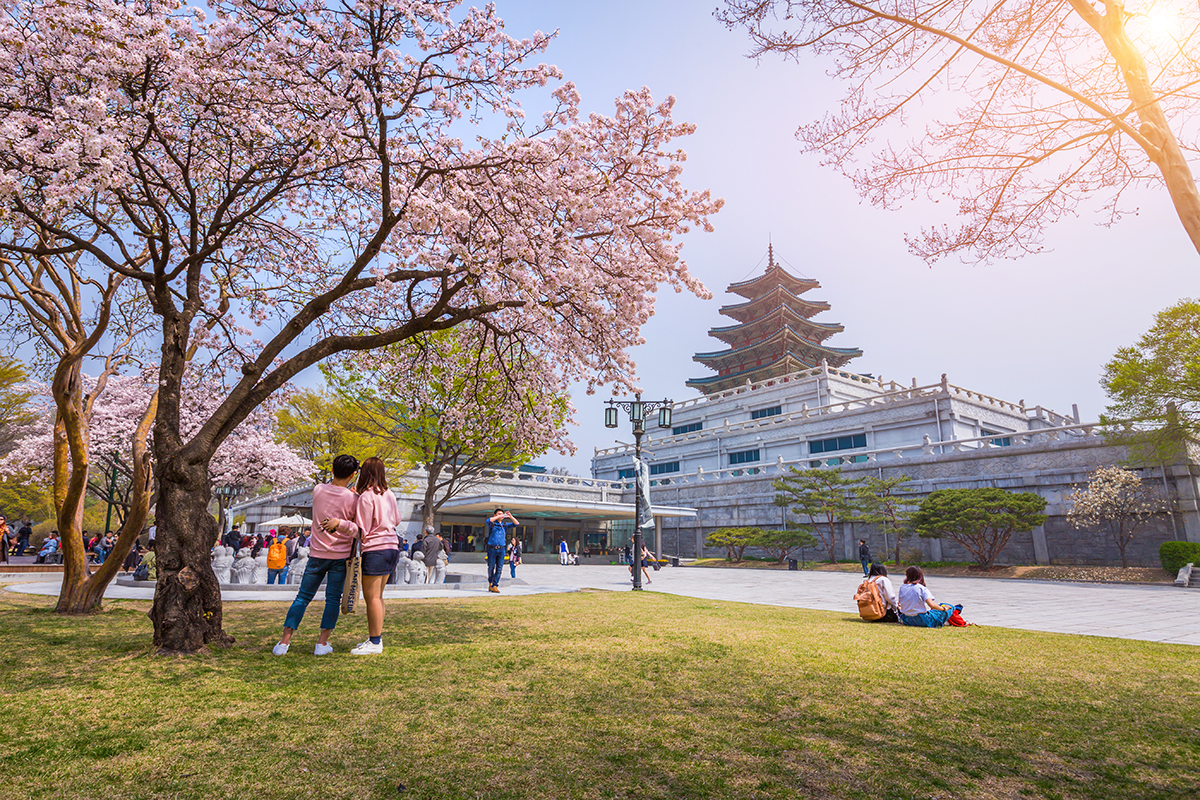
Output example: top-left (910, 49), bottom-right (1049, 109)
top-left (272, 642), bottom-right (290, 656)
top-left (314, 643), bottom-right (333, 656)
top-left (350, 639), bottom-right (383, 655)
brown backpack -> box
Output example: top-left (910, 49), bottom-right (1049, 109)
top-left (854, 577), bottom-right (886, 621)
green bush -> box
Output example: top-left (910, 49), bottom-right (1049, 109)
top-left (1159, 541), bottom-right (1200, 574)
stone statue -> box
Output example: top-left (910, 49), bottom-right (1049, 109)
top-left (231, 547), bottom-right (254, 585)
top-left (406, 554), bottom-right (426, 585)
top-left (395, 550), bottom-right (411, 584)
top-left (431, 558), bottom-right (446, 585)
top-left (252, 549), bottom-right (268, 584)
top-left (211, 545), bottom-right (234, 584)
top-left (287, 546), bottom-right (309, 585)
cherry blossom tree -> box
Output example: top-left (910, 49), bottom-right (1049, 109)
top-left (2, 372), bottom-right (315, 601)
top-left (325, 325), bottom-right (572, 528)
top-left (0, 225), bottom-right (157, 610)
top-left (720, 1), bottom-right (1200, 262)
top-left (0, 0), bottom-right (719, 650)
top-left (1067, 466), bottom-right (1163, 567)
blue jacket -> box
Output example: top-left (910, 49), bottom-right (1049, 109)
top-left (486, 520), bottom-right (514, 548)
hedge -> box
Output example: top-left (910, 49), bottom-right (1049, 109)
top-left (1159, 541), bottom-right (1200, 574)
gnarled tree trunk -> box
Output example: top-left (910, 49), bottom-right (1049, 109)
top-left (149, 459), bottom-right (232, 653)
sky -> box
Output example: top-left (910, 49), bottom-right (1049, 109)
top-left (461, 1), bottom-right (1198, 477)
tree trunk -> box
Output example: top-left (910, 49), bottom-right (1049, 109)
top-left (1075, 0), bottom-right (1200, 257)
top-left (56, 392), bottom-right (156, 614)
top-left (148, 462), bottom-right (233, 653)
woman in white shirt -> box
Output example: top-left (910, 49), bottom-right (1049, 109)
top-left (897, 566), bottom-right (953, 628)
top-left (866, 563), bottom-right (899, 623)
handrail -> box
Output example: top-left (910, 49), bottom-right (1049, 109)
top-left (599, 373), bottom-right (1075, 457)
top-left (621, 421), bottom-right (1103, 487)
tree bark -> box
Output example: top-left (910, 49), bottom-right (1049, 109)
top-left (56, 391), bottom-right (157, 614)
top-left (148, 461), bottom-right (233, 652)
top-left (1070, 0), bottom-right (1200, 257)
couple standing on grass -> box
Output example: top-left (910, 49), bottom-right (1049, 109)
top-left (272, 453), bottom-right (401, 657)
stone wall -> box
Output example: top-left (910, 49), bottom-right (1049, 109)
top-left (642, 435), bottom-right (1197, 567)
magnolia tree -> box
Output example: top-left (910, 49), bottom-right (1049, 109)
top-left (1067, 466), bottom-right (1163, 568)
top-left (720, 1), bottom-right (1200, 261)
top-left (325, 325), bottom-right (572, 528)
top-left (0, 0), bottom-right (719, 650)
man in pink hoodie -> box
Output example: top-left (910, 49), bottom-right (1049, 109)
top-left (273, 454), bottom-right (361, 656)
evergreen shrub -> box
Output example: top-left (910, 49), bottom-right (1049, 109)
top-left (1159, 541), bottom-right (1200, 574)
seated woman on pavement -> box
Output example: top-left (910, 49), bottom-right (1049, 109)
top-left (896, 566), bottom-right (954, 628)
top-left (866, 563), bottom-right (899, 623)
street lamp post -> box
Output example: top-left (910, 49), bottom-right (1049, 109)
top-left (604, 393), bottom-right (673, 590)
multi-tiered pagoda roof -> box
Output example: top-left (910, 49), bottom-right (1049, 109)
top-left (686, 247), bottom-right (862, 394)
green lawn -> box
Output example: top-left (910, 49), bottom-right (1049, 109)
top-left (0, 589), bottom-right (1197, 799)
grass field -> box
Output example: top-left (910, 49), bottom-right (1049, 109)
top-left (0, 588), bottom-right (1197, 799)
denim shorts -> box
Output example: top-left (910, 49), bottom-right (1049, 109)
top-left (361, 549), bottom-right (400, 576)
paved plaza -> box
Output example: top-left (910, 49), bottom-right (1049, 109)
top-left (5, 563), bottom-right (1199, 646)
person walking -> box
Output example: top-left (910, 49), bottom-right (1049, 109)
top-left (508, 533), bottom-right (522, 579)
top-left (485, 509), bottom-right (517, 593)
top-left (266, 534), bottom-right (289, 584)
top-left (14, 519), bottom-right (32, 556)
top-left (420, 525), bottom-right (444, 584)
top-left (274, 454), bottom-right (360, 657)
top-left (349, 456), bottom-right (401, 655)
top-left (859, 539), bottom-right (872, 577)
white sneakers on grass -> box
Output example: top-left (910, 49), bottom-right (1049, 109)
top-left (350, 639), bottom-right (383, 655)
top-left (274, 641), bottom-right (335, 655)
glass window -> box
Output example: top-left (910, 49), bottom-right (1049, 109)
top-left (617, 468), bottom-right (636, 479)
top-left (981, 429), bottom-right (1012, 447)
top-left (672, 421), bottom-right (703, 435)
top-left (750, 405), bottom-right (782, 420)
top-left (809, 433), bottom-right (867, 454)
top-left (650, 461), bottom-right (680, 475)
top-left (728, 449), bottom-right (760, 465)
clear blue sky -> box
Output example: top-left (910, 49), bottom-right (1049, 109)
top-left (483, 1), bottom-right (1197, 476)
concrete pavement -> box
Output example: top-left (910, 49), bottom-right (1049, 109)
top-left (6, 563), bottom-right (1199, 645)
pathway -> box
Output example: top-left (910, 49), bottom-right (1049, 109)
top-left (6, 564), bottom-right (1199, 645)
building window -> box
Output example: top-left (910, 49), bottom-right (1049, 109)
top-left (617, 468), bottom-right (636, 479)
top-left (981, 429), bottom-right (1012, 447)
top-left (650, 461), bottom-right (680, 475)
top-left (750, 405), bottom-right (782, 420)
top-left (673, 421), bottom-right (703, 435)
top-left (729, 449), bottom-right (760, 465)
top-left (809, 433), bottom-right (867, 454)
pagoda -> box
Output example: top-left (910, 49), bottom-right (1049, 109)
top-left (685, 246), bottom-right (862, 394)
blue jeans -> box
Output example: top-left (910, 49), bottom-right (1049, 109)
top-left (509, 558), bottom-right (517, 578)
top-left (284, 557), bottom-right (347, 631)
top-left (898, 607), bottom-right (952, 628)
top-left (487, 546), bottom-right (504, 586)
top-left (96, 547), bottom-right (108, 564)
top-left (268, 568), bottom-right (286, 584)
top-left (861, 559), bottom-right (870, 576)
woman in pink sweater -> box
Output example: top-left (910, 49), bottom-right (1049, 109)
top-left (273, 454), bottom-right (361, 657)
top-left (349, 456), bottom-right (400, 655)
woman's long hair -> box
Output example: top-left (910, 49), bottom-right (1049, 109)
top-left (356, 456), bottom-right (389, 495)
top-left (904, 565), bottom-right (926, 586)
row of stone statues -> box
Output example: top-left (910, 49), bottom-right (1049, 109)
top-left (210, 544), bottom-right (446, 586)
top-left (396, 549), bottom-right (447, 585)
top-left (210, 545), bottom-right (310, 586)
